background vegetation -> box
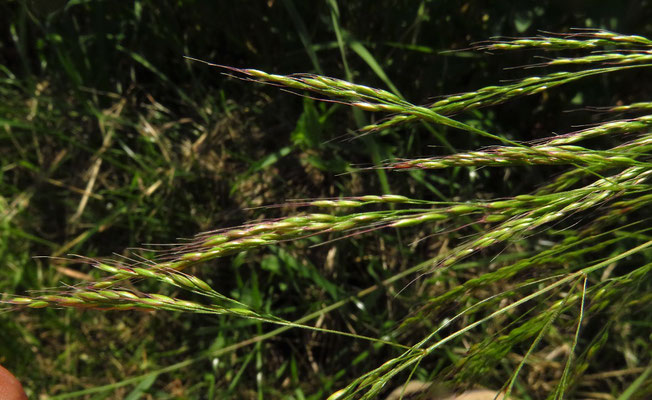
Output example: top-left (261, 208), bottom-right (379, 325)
top-left (1, 1), bottom-right (651, 399)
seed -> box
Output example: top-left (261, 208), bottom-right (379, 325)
top-left (58, 297), bottom-right (86, 305)
top-left (381, 194), bottom-right (409, 203)
top-left (359, 195), bottom-right (382, 201)
top-left (171, 274), bottom-right (194, 289)
top-left (75, 292), bottom-right (107, 301)
top-left (284, 216), bottom-right (309, 225)
top-left (181, 252), bottom-right (204, 261)
top-left (514, 195), bottom-right (536, 201)
top-left (98, 291), bottom-right (121, 300)
top-left (309, 213), bottom-right (337, 222)
top-left (241, 238), bottom-right (268, 246)
top-left (27, 301), bottom-right (49, 308)
top-left (205, 235), bottom-right (228, 246)
top-left (95, 263), bottom-right (121, 274)
top-left (231, 307), bottom-right (257, 316)
top-left (489, 200), bottom-right (515, 209)
top-left (353, 214), bottom-right (381, 222)
top-left (176, 300), bottom-right (204, 310)
top-left (150, 294), bottom-right (175, 303)
top-left (12, 297), bottom-right (34, 305)
top-left (312, 200), bottom-right (337, 207)
top-left (449, 205), bottom-right (478, 213)
top-left (334, 200), bottom-right (362, 207)
top-left (226, 229), bottom-right (249, 238)
top-left (306, 222), bottom-right (332, 231)
top-left (484, 214), bottom-right (507, 222)
top-left (117, 291), bottom-right (140, 300)
top-left (134, 267), bottom-right (158, 278)
top-left (352, 102), bottom-right (382, 112)
top-left (333, 221), bottom-right (356, 231)
top-left (419, 213), bottom-right (447, 222)
top-left (302, 77), bottom-right (329, 89)
top-left (188, 276), bottom-right (214, 292)
top-left (391, 218), bottom-right (423, 228)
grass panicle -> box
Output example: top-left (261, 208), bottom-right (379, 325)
top-left (4, 30), bottom-right (651, 399)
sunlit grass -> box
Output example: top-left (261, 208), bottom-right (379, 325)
top-left (3, 29), bottom-right (651, 399)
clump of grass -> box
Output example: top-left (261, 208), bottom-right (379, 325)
top-left (4, 30), bottom-right (652, 399)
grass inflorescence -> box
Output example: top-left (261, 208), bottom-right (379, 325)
top-left (4, 29), bottom-right (652, 399)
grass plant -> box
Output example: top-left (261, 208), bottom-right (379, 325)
top-left (2, 22), bottom-right (651, 400)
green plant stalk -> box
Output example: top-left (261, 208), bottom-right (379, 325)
top-left (328, 240), bottom-right (652, 400)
